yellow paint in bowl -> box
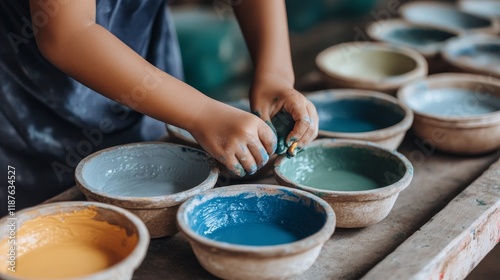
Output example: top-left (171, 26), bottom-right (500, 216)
top-left (0, 206), bottom-right (138, 279)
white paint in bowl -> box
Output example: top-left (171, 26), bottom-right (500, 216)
top-left (405, 88), bottom-right (500, 117)
top-left (81, 143), bottom-right (213, 197)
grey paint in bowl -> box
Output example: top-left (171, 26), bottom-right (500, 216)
top-left (274, 139), bottom-right (413, 228)
top-left (442, 34), bottom-right (500, 78)
top-left (76, 142), bottom-right (219, 237)
top-left (400, 2), bottom-right (497, 34)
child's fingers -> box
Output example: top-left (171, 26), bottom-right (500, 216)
top-left (295, 102), bottom-right (319, 148)
top-left (225, 154), bottom-right (247, 177)
top-left (247, 140), bottom-right (270, 169)
top-left (235, 144), bottom-right (259, 175)
top-left (258, 124), bottom-right (278, 155)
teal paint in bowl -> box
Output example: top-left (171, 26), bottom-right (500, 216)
top-left (177, 185), bottom-right (335, 279)
top-left (274, 139), bottom-right (413, 228)
top-left (307, 89), bottom-right (413, 150)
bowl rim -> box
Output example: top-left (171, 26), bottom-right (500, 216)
top-left (398, 1), bottom-right (500, 35)
top-left (75, 141), bottom-right (219, 209)
top-left (397, 73), bottom-right (500, 127)
top-left (176, 184), bottom-right (336, 257)
top-left (441, 33), bottom-right (500, 79)
top-left (307, 89), bottom-right (414, 141)
top-left (315, 42), bottom-right (428, 90)
top-left (273, 139), bottom-right (414, 200)
top-left (365, 19), bottom-right (459, 58)
top-left (0, 201), bottom-right (150, 280)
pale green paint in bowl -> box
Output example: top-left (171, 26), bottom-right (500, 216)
top-left (274, 139), bottom-right (413, 228)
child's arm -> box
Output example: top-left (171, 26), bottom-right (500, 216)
top-left (234, 0), bottom-right (319, 152)
top-left (30, 0), bottom-right (276, 177)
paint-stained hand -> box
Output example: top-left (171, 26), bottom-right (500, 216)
top-left (188, 101), bottom-right (277, 177)
top-left (250, 75), bottom-right (319, 156)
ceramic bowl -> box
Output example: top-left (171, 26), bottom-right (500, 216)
top-left (166, 99), bottom-right (276, 180)
top-left (75, 142), bottom-right (219, 238)
top-left (459, 0), bottom-right (500, 20)
top-left (366, 19), bottom-right (457, 73)
top-left (399, 1), bottom-right (500, 35)
top-left (307, 89), bottom-right (413, 150)
top-left (315, 42), bottom-right (428, 94)
top-left (441, 34), bottom-right (500, 78)
top-left (177, 184), bottom-right (335, 280)
top-left (398, 73), bottom-right (500, 155)
top-left (274, 139), bottom-right (413, 228)
top-left (0, 201), bottom-right (149, 280)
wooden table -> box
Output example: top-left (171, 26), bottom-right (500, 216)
top-left (45, 132), bottom-right (500, 280)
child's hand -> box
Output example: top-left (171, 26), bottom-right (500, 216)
top-left (250, 75), bottom-right (319, 154)
top-left (187, 101), bottom-right (277, 177)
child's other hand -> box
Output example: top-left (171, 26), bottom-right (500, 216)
top-left (250, 74), bottom-right (319, 153)
top-left (187, 101), bottom-right (277, 177)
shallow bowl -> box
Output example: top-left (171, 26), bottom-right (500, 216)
top-left (75, 142), bottom-right (219, 238)
top-left (274, 139), bottom-right (413, 228)
top-left (316, 42), bottom-right (427, 94)
top-left (398, 73), bottom-right (500, 155)
top-left (0, 201), bottom-right (149, 280)
top-left (399, 1), bottom-right (500, 35)
top-left (442, 34), bottom-right (500, 78)
top-left (307, 89), bottom-right (413, 150)
top-left (177, 184), bottom-right (335, 280)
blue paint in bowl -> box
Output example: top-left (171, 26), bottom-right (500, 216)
top-left (180, 186), bottom-right (331, 246)
top-left (315, 99), bottom-right (405, 133)
top-left (385, 27), bottom-right (455, 47)
top-left (309, 92), bottom-right (406, 133)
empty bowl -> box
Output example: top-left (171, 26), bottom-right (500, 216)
top-left (398, 73), bottom-right (500, 155)
top-left (75, 142), bottom-right (219, 238)
top-left (316, 42), bottom-right (428, 94)
top-left (274, 139), bottom-right (413, 228)
top-left (0, 201), bottom-right (149, 280)
top-left (307, 89), bottom-right (413, 150)
top-left (442, 34), bottom-right (500, 78)
top-left (177, 184), bottom-right (335, 280)
top-left (399, 1), bottom-right (500, 35)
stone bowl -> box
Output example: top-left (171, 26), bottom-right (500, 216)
top-left (166, 99), bottom-right (276, 180)
top-left (366, 19), bottom-right (458, 73)
top-left (398, 73), bottom-right (500, 155)
top-left (399, 1), bottom-right (500, 35)
top-left (274, 139), bottom-right (413, 228)
top-left (75, 142), bottom-right (219, 238)
top-left (441, 34), bottom-right (500, 78)
top-left (177, 184), bottom-right (335, 280)
top-left (315, 42), bottom-right (427, 94)
top-left (307, 89), bottom-right (413, 150)
top-left (0, 201), bottom-right (149, 280)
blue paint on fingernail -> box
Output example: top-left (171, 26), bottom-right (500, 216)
top-left (233, 164), bottom-right (246, 177)
top-left (249, 164), bottom-right (258, 175)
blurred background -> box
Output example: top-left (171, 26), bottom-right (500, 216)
top-left (167, 0), bottom-right (498, 279)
